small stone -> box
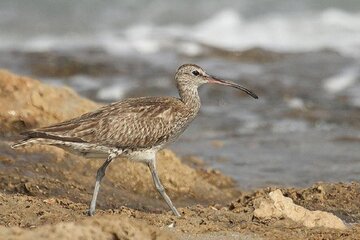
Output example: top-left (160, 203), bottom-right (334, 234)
top-left (167, 222), bottom-right (175, 228)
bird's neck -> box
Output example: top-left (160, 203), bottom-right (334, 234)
top-left (178, 84), bottom-right (201, 115)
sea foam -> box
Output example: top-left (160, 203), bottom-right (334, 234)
top-left (1, 8), bottom-right (359, 58)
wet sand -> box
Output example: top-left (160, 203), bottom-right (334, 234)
top-left (0, 70), bottom-right (359, 239)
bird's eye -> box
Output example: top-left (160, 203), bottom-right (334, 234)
top-left (192, 70), bottom-right (200, 76)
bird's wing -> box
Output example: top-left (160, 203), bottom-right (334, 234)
top-left (22, 97), bottom-right (186, 148)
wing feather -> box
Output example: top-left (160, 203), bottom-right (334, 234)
top-left (21, 97), bottom-right (186, 149)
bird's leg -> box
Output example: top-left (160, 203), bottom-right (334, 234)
top-left (88, 153), bottom-right (115, 216)
top-left (147, 158), bottom-right (181, 217)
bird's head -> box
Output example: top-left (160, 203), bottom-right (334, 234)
top-left (175, 64), bottom-right (258, 99)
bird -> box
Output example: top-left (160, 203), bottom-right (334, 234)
top-left (11, 64), bottom-right (258, 217)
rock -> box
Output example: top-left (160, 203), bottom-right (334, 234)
top-left (253, 189), bottom-right (346, 230)
top-left (0, 69), bottom-right (99, 134)
top-left (198, 45), bottom-right (286, 63)
top-left (22, 50), bottom-right (120, 78)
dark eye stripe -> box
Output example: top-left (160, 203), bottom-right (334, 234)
top-left (192, 70), bottom-right (200, 76)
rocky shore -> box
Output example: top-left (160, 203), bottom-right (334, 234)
top-left (0, 70), bottom-right (359, 240)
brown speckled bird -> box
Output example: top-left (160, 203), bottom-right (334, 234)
top-left (12, 64), bottom-right (258, 217)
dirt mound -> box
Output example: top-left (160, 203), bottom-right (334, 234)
top-left (0, 69), bottom-right (99, 134)
top-left (0, 213), bottom-right (174, 240)
top-left (0, 142), bottom-right (237, 214)
top-left (1, 183), bottom-right (360, 240)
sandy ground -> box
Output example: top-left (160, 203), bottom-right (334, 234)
top-left (0, 70), bottom-right (359, 240)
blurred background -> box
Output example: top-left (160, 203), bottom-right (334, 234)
top-left (0, 0), bottom-right (359, 188)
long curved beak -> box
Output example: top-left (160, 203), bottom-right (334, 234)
top-left (206, 75), bottom-right (258, 99)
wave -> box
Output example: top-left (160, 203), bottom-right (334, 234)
top-left (1, 8), bottom-right (360, 57)
top-left (192, 8), bottom-right (360, 56)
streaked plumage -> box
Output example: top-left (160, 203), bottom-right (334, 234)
top-left (12, 64), bottom-right (258, 217)
top-left (17, 97), bottom-right (195, 151)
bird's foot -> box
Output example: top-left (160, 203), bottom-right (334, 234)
top-left (87, 208), bottom-right (95, 216)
